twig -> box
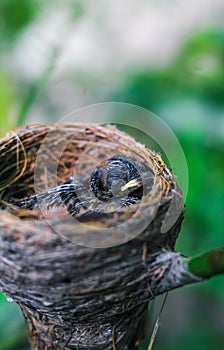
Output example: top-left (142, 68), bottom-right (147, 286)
top-left (147, 292), bottom-right (168, 350)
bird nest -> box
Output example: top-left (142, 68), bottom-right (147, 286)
top-left (0, 123), bottom-right (184, 349)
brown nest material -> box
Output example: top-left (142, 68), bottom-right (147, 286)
top-left (0, 123), bottom-right (184, 349)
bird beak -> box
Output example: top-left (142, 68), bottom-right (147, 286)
top-left (121, 179), bottom-right (140, 192)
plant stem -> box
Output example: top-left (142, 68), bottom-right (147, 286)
top-left (188, 247), bottom-right (224, 278)
top-left (17, 48), bottom-right (58, 126)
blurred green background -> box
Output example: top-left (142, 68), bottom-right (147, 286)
top-left (0, 1), bottom-right (223, 349)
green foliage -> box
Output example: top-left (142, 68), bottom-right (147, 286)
top-left (112, 29), bottom-right (224, 108)
top-left (0, 294), bottom-right (29, 350)
top-left (177, 29), bottom-right (224, 104)
top-left (0, 0), bottom-right (41, 44)
top-left (0, 70), bottom-right (17, 133)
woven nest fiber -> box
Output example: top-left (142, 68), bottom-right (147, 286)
top-left (0, 123), bottom-right (184, 350)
